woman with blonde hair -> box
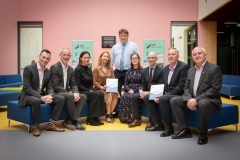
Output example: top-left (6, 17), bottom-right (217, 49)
top-left (93, 51), bottom-right (119, 123)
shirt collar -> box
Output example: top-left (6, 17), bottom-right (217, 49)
top-left (37, 62), bottom-right (46, 71)
top-left (121, 41), bottom-right (129, 46)
top-left (195, 60), bottom-right (206, 70)
top-left (169, 62), bottom-right (178, 71)
top-left (60, 61), bottom-right (68, 70)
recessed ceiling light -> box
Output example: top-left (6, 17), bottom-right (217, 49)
top-left (224, 22), bottom-right (237, 24)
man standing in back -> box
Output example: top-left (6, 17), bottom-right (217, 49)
top-left (19, 49), bottom-right (65, 137)
top-left (50, 47), bottom-right (87, 130)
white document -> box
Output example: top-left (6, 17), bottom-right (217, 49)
top-left (106, 78), bottom-right (118, 93)
top-left (149, 84), bottom-right (164, 100)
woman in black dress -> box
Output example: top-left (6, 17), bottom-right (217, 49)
top-left (118, 53), bottom-right (143, 127)
top-left (74, 51), bottom-right (105, 126)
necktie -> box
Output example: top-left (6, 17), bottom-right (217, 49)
top-left (120, 44), bottom-right (125, 71)
top-left (148, 68), bottom-right (153, 90)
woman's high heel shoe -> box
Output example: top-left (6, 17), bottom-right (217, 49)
top-left (106, 114), bottom-right (114, 123)
top-left (86, 117), bottom-right (100, 126)
top-left (94, 117), bottom-right (104, 125)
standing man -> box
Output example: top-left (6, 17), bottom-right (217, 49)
top-left (111, 28), bottom-right (140, 95)
top-left (170, 47), bottom-right (222, 145)
top-left (157, 47), bottom-right (189, 137)
top-left (19, 49), bottom-right (65, 137)
top-left (138, 52), bottom-right (164, 131)
top-left (50, 47), bottom-right (87, 130)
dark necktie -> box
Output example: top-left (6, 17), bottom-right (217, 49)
top-left (148, 68), bottom-right (153, 90)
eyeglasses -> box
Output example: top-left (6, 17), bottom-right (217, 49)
top-left (131, 57), bottom-right (138, 60)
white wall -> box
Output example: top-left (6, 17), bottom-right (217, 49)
top-left (198, 0), bottom-right (230, 20)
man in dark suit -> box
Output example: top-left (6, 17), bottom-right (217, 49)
top-left (137, 52), bottom-right (164, 131)
top-left (50, 47), bottom-right (87, 130)
top-left (156, 47), bottom-right (189, 137)
top-left (19, 49), bottom-right (65, 137)
top-left (170, 47), bottom-right (222, 145)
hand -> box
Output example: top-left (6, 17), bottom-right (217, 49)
top-left (187, 98), bottom-right (197, 111)
top-left (140, 91), bottom-right (149, 99)
top-left (154, 95), bottom-right (160, 103)
top-left (74, 93), bottom-right (80, 102)
top-left (40, 95), bottom-right (53, 104)
top-left (128, 89), bottom-right (134, 94)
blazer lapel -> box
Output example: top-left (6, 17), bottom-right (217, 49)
top-left (164, 65), bottom-right (169, 85)
top-left (169, 62), bottom-right (180, 85)
top-left (66, 66), bottom-right (71, 89)
top-left (197, 61), bottom-right (209, 90)
top-left (189, 68), bottom-right (196, 94)
top-left (33, 64), bottom-right (40, 91)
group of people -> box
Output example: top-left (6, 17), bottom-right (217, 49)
top-left (19, 28), bottom-right (222, 145)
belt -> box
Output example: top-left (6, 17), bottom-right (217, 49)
top-left (116, 69), bottom-right (127, 72)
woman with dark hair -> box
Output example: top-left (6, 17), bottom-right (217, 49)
top-left (92, 51), bottom-right (119, 123)
top-left (74, 51), bottom-right (105, 126)
top-left (118, 53), bottom-right (143, 127)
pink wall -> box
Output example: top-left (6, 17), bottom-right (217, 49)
top-left (1, 0), bottom-right (199, 74)
top-left (0, 0), bottom-right (18, 74)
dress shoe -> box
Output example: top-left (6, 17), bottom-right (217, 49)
top-left (145, 123), bottom-right (165, 131)
top-left (128, 119), bottom-right (142, 128)
top-left (75, 121), bottom-right (86, 130)
top-left (145, 121), bottom-right (153, 129)
top-left (46, 124), bottom-right (65, 132)
top-left (94, 117), bottom-right (104, 125)
top-left (160, 126), bottom-right (174, 137)
top-left (32, 126), bottom-right (41, 137)
top-left (61, 120), bottom-right (76, 130)
top-left (172, 129), bottom-right (192, 139)
top-left (197, 134), bottom-right (208, 145)
top-left (86, 117), bottom-right (100, 126)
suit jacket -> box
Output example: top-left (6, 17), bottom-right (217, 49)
top-left (18, 63), bottom-right (54, 106)
top-left (50, 61), bottom-right (79, 93)
top-left (139, 65), bottom-right (163, 91)
top-left (183, 61), bottom-right (222, 108)
top-left (163, 61), bottom-right (189, 95)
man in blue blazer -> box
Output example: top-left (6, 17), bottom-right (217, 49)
top-left (170, 47), bottom-right (222, 145)
top-left (19, 49), bottom-right (65, 137)
top-left (155, 47), bottom-right (189, 137)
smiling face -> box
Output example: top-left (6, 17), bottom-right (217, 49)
top-left (38, 52), bottom-right (51, 68)
top-left (131, 54), bottom-right (140, 67)
top-left (168, 48), bottom-right (179, 66)
top-left (80, 53), bottom-right (91, 66)
top-left (100, 52), bottom-right (110, 66)
top-left (147, 52), bottom-right (158, 67)
top-left (192, 47), bottom-right (206, 67)
top-left (60, 48), bottom-right (71, 66)
top-left (119, 33), bottom-right (129, 44)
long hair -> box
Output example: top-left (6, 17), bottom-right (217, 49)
top-left (130, 53), bottom-right (142, 69)
top-left (97, 51), bottom-right (112, 68)
top-left (77, 51), bottom-right (91, 66)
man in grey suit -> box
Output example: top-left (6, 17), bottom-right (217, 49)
top-left (50, 47), bottom-right (87, 130)
top-left (19, 49), bottom-right (65, 137)
top-left (155, 47), bottom-right (189, 137)
top-left (170, 47), bottom-right (222, 145)
top-left (138, 52), bottom-right (164, 131)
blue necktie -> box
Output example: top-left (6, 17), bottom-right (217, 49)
top-left (120, 44), bottom-right (125, 71)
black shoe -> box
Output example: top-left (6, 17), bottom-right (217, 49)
top-left (61, 120), bottom-right (76, 130)
top-left (160, 126), bottom-right (174, 137)
top-left (172, 128), bottom-right (192, 139)
top-left (86, 117), bottom-right (100, 126)
top-left (197, 134), bottom-right (208, 145)
top-left (75, 121), bottom-right (86, 130)
top-left (94, 117), bottom-right (104, 125)
top-left (145, 123), bottom-right (165, 131)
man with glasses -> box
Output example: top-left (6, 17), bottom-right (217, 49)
top-left (110, 28), bottom-right (140, 95)
top-left (139, 52), bottom-right (164, 131)
top-left (170, 47), bottom-right (222, 145)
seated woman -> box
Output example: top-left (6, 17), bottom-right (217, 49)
top-left (93, 51), bottom-right (119, 123)
top-left (118, 53), bottom-right (143, 127)
top-left (74, 51), bottom-right (105, 126)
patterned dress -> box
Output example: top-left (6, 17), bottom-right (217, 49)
top-left (118, 68), bottom-right (143, 123)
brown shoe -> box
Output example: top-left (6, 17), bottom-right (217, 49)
top-left (46, 124), bottom-right (65, 132)
top-left (32, 127), bottom-right (41, 137)
top-left (145, 121), bottom-right (153, 129)
top-left (128, 119), bottom-right (142, 128)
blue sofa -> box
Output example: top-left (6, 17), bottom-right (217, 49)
top-left (141, 103), bottom-right (239, 131)
top-left (0, 91), bottom-right (21, 106)
top-left (221, 75), bottom-right (240, 99)
top-left (0, 74), bottom-right (23, 88)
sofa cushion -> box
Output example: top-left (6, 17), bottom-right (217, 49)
top-left (222, 75), bottom-right (230, 84)
top-left (229, 75), bottom-right (240, 85)
top-left (0, 75), bottom-right (5, 84)
top-left (4, 74), bottom-right (22, 83)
